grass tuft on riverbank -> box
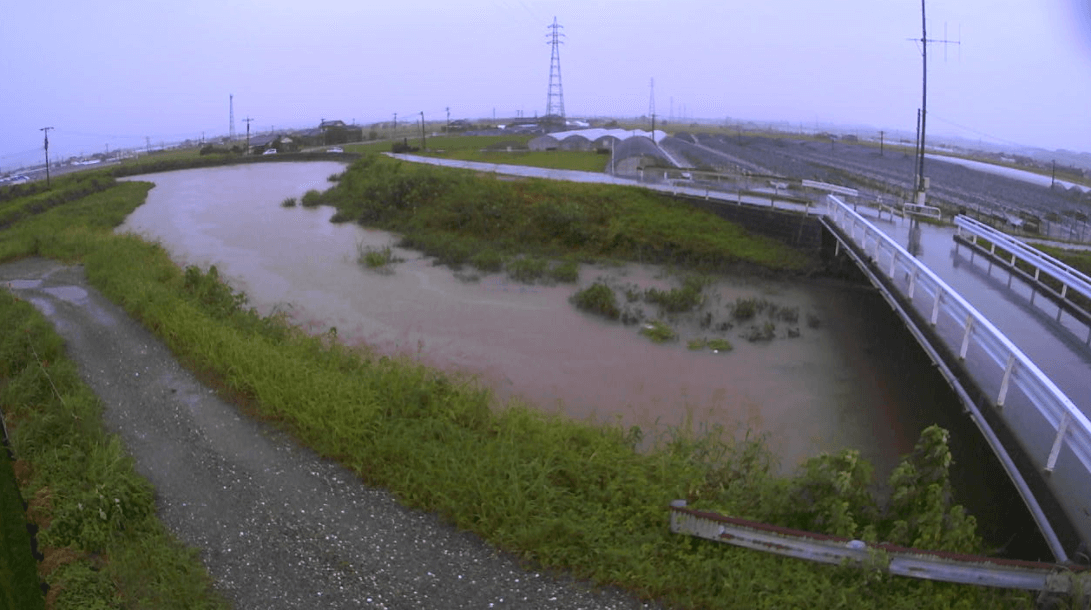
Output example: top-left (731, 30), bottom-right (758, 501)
top-left (0, 172), bottom-right (1040, 609)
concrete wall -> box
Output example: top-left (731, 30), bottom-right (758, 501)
top-left (677, 194), bottom-right (825, 251)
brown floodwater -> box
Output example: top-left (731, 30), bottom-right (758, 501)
top-left (119, 162), bottom-right (929, 476)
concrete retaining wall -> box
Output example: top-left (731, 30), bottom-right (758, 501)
top-left (676, 194), bottom-right (825, 251)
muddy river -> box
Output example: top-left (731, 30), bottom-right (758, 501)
top-left (118, 162), bottom-right (951, 476)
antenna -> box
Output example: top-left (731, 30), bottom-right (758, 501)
top-left (229, 94), bottom-right (235, 141)
top-left (908, 0), bottom-right (960, 204)
top-left (545, 16), bottom-right (566, 126)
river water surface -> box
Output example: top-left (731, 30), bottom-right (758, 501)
top-left (119, 162), bottom-right (956, 476)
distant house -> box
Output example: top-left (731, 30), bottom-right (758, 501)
top-left (318, 119), bottom-right (363, 145)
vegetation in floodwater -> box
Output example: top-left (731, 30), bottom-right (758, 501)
top-left (640, 319), bottom-right (677, 343)
top-left (0, 167), bottom-right (1039, 609)
top-left (470, 248), bottom-right (504, 273)
top-left (644, 275), bottom-right (710, 313)
top-left (280, 196), bottom-right (297, 208)
top-left (548, 258), bottom-right (580, 283)
top-left (507, 256), bottom-right (548, 283)
top-left (745, 321), bottom-right (777, 342)
top-left (570, 282), bottom-right (620, 320)
top-left (356, 243), bottom-right (403, 272)
top-left (300, 189), bottom-right (323, 208)
top-left (707, 337), bottom-right (733, 351)
top-left (730, 296), bottom-right (762, 320)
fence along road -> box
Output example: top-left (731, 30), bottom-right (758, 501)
top-left (823, 194), bottom-right (1091, 563)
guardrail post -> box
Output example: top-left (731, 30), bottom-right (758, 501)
top-left (960, 315), bottom-right (976, 360)
top-left (1046, 412), bottom-right (1071, 473)
top-left (889, 249), bottom-right (898, 277)
top-left (931, 289), bottom-right (943, 325)
top-left (908, 269), bottom-right (918, 299)
top-left (997, 355), bottom-right (1016, 408)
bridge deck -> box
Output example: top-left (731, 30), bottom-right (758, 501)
top-left (843, 202), bottom-right (1091, 560)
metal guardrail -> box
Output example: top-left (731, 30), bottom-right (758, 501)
top-left (826, 194), bottom-right (1091, 561)
top-left (669, 502), bottom-right (1091, 596)
top-left (955, 215), bottom-right (1091, 306)
top-left (903, 202), bottom-right (943, 219)
top-left (802, 179), bottom-right (859, 197)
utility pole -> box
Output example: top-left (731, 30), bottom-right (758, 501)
top-left (420, 111), bottom-right (426, 150)
top-left (1052, 160), bottom-right (1057, 187)
top-left (244, 117), bottom-right (254, 153)
top-left (879, 130), bottom-right (885, 156)
top-left (229, 94), bottom-right (235, 141)
top-left (393, 112), bottom-right (398, 136)
top-left (446, 107), bottom-right (450, 133)
top-left (909, 0), bottom-right (959, 204)
top-left (39, 127), bottom-right (53, 187)
top-left (649, 78), bottom-right (656, 143)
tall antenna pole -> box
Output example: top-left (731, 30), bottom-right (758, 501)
top-left (446, 107), bottom-right (450, 133)
top-left (229, 94), bottom-right (236, 141)
top-left (39, 127), bottom-right (54, 187)
top-left (545, 16), bottom-right (566, 127)
top-left (393, 112), bottom-right (398, 135)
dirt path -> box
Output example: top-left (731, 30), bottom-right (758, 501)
top-left (1, 258), bottom-right (657, 610)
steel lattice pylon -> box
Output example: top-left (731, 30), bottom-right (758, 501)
top-left (545, 17), bottom-right (565, 122)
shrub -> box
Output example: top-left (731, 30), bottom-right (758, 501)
top-left (548, 259), bottom-right (580, 283)
top-left (300, 189), bottom-right (323, 208)
top-left (470, 249), bottom-right (504, 273)
top-left (280, 197), bottom-right (297, 208)
top-left (639, 319), bottom-right (676, 343)
top-left (644, 275), bottom-right (709, 314)
top-left (507, 257), bottom-right (548, 283)
top-left (570, 283), bottom-right (619, 320)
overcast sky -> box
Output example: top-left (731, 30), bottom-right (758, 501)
top-left (3, 0), bottom-right (1091, 169)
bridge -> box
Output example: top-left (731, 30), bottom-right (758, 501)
top-left (390, 154), bottom-right (1091, 562)
top-left (821, 194), bottom-right (1091, 563)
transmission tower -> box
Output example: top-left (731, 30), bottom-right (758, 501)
top-left (545, 16), bottom-right (565, 125)
top-left (229, 94), bottom-right (236, 141)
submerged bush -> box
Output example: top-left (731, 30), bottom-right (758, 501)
top-left (507, 257), bottom-right (548, 283)
top-left (470, 248), bottom-right (504, 273)
top-left (548, 258), bottom-right (580, 283)
top-left (639, 319), bottom-right (676, 343)
top-left (281, 197), bottom-right (297, 208)
top-left (570, 282), bottom-right (620, 320)
top-left (644, 275), bottom-right (709, 313)
top-left (300, 189), bottom-right (323, 208)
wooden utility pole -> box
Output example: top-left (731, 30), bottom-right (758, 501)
top-left (880, 130), bottom-right (885, 156)
top-left (39, 127), bottom-right (54, 187)
top-left (420, 111), bottom-right (426, 150)
top-left (910, 0), bottom-right (958, 204)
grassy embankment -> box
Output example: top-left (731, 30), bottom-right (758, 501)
top-left (0, 183), bottom-right (228, 610)
top-left (316, 153), bottom-right (813, 280)
top-left (0, 170), bottom-right (1044, 608)
top-left (345, 134), bottom-right (609, 172)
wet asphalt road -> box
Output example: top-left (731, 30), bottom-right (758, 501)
top-left (1, 258), bottom-right (660, 610)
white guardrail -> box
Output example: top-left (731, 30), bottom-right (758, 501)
top-left (954, 215), bottom-right (1091, 306)
top-left (826, 195), bottom-right (1091, 559)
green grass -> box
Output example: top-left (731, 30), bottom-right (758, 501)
top-left (0, 291), bottom-right (227, 610)
top-left (570, 283), bottom-right (620, 320)
top-left (356, 243), bottom-right (402, 272)
top-left (0, 170), bottom-right (1044, 609)
top-left (639, 319), bottom-right (677, 343)
top-left (0, 442), bottom-right (45, 610)
top-left (644, 275), bottom-right (709, 314)
top-left (320, 154), bottom-right (815, 274)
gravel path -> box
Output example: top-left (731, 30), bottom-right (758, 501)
top-left (1, 257), bottom-right (660, 610)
